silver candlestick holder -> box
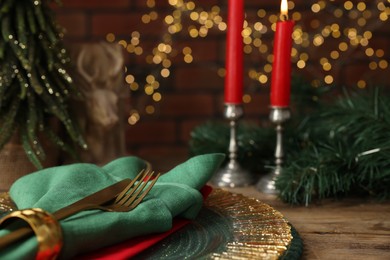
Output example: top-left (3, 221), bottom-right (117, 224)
top-left (256, 107), bottom-right (291, 194)
top-left (211, 104), bottom-right (255, 187)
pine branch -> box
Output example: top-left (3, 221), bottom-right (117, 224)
top-left (0, 0), bottom-right (86, 169)
top-left (277, 87), bottom-right (390, 204)
top-left (189, 122), bottom-right (275, 173)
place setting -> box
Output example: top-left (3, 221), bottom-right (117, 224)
top-left (1, 0), bottom-right (389, 259)
top-left (0, 153), bottom-right (302, 259)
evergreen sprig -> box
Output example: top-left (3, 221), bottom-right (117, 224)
top-left (0, 0), bottom-right (86, 169)
top-left (278, 87), bottom-right (390, 204)
top-left (189, 122), bottom-right (275, 173)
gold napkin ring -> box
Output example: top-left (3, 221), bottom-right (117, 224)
top-left (0, 208), bottom-right (63, 260)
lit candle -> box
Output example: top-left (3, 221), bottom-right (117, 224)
top-left (270, 0), bottom-right (295, 107)
top-left (224, 0), bottom-right (244, 104)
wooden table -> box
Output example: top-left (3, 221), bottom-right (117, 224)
top-left (223, 186), bottom-right (390, 260)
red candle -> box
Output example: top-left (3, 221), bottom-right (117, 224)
top-left (270, 0), bottom-right (295, 107)
top-left (224, 0), bottom-right (244, 104)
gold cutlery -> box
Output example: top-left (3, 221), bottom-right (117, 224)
top-left (0, 169), bottom-right (160, 250)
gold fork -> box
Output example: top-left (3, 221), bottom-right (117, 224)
top-left (112, 170), bottom-right (160, 211)
top-left (56, 169), bottom-right (161, 217)
top-left (0, 169), bottom-right (160, 250)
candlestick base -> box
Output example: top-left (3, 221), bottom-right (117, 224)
top-left (256, 107), bottom-right (291, 194)
top-left (211, 160), bottom-right (254, 188)
top-left (255, 167), bottom-right (281, 194)
top-left (211, 104), bottom-right (255, 188)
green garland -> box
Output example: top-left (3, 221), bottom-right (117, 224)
top-left (278, 87), bottom-right (390, 205)
top-left (190, 79), bottom-right (390, 205)
top-left (0, 0), bottom-right (86, 168)
top-left (189, 122), bottom-right (275, 173)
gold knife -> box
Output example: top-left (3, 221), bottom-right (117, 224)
top-left (0, 178), bottom-right (132, 250)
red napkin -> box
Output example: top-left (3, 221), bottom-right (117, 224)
top-left (77, 185), bottom-right (213, 259)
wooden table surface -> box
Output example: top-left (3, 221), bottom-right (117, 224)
top-left (223, 186), bottom-right (390, 260)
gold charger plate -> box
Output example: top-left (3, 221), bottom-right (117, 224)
top-left (134, 188), bottom-right (298, 259)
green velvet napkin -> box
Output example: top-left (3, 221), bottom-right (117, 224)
top-left (0, 153), bottom-right (224, 259)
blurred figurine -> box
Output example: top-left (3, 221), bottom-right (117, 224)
top-left (69, 42), bottom-right (128, 165)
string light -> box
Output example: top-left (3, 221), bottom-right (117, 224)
top-left (105, 0), bottom-right (389, 125)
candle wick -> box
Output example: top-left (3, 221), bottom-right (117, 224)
top-left (280, 14), bottom-right (289, 21)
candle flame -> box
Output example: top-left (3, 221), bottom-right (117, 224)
top-left (281, 0), bottom-right (288, 17)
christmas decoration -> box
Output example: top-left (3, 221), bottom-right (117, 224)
top-left (0, 0), bottom-right (86, 169)
top-left (190, 76), bottom-right (327, 172)
top-left (190, 80), bottom-right (390, 204)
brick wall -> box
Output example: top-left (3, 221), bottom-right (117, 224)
top-left (53, 0), bottom-right (390, 170)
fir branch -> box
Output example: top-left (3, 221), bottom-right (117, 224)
top-left (46, 126), bottom-right (79, 161)
top-left (0, 40), bottom-right (5, 59)
top-left (0, 96), bottom-right (19, 149)
top-left (25, 4), bottom-right (38, 34)
top-left (20, 127), bottom-right (43, 169)
top-left (15, 2), bottom-right (27, 48)
top-left (26, 93), bottom-right (38, 141)
top-left (189, 122), bottom-right (275, 173)
top-left (277, 87), bottom-right (390, 204)
top-left (32, 0), bottom-right (47, 32)
top-left (0, 0), bottom-right (86, 168)
top-left (0, 0), bottom-right (13, 14)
